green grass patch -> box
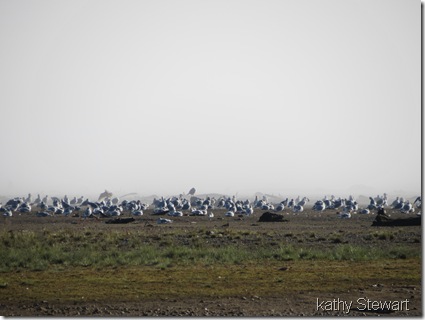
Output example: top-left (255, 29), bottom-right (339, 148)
top-left (0, 229), bottom-right (420, 271)
top-left (0, 259), bottom-right (420, 303)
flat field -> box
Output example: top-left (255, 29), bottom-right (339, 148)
top-left (0, 208), bottom-right (421, 316)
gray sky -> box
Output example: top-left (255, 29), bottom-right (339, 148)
top-left (0, 0), bottom-right (421, 198)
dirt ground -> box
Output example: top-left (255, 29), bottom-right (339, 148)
top-left (0, 207), bottom-right (422, 316)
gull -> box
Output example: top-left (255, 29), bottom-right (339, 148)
top-left (393, 199), bottom-right (404, 210)
top-left (274, 203), bottom-right (285, 212)
top-left (39, 201), bottom-right (48, 210)
top-left (375, 193), bottom-right (388, 207)
top-left (288, 199), bottom-right (295, 208)
top-left (414, 196), bottom-right (421, 209)
top-left (390, 197), bottom-right (400, 208)
top-left (339, 212), bottom-right (351, 219)
top-left (42, 195), bottom-right (49, 204)
top-left (182, 202), bottom-right (191, 210)
top-left (225, 211), bottom-right (235, 217)
top-left (297, 197), bottom-right (309, 207)
top-left (333, 198), bottom-right (344, 210)
top-left (64, 207), bottom-right (73, 216)
top-left (216, 198), bottom-right (225, 208)
top-left (400, 201), bottom-right (414, 214)
top-left (98, 190), bottom-right (113, 201)
top-left (245, 205), bottom-right (254, 216)
top-left (190, 209), bottom-right (207, 216)
top-left (33, 194), bottom-right (41, 204)
top-left (83, 207), bottom-right (92, 219)
top-left (36, 211), bottom-right (51, 217)
top-left (2, 209), bottom-right (12, 217)
top-left (93, 208), bottom-right (104, 216)
top-left (359, 208), bottom-right (370, 214)
top-left (168, 210), bottom-right (183, 217)
top-left (157, 218), bottom-right (173, 224)
top-left (19, 203), bottom-right (31, 213)
top-left (25, 193), bottom-right (32, 204)
top-left (312, 200), bottom-right (326, 211)
top-left (293, 204), bottom-right (304, 213)
top-left (132, 210), bottom-right (144, 216)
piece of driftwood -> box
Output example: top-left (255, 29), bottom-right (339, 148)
top-left (258, 211), bottom-right (288, 222)
top-left (372, 216), bottom-right (421, 227)
top-left (105, 217), bottom-right (135, 224)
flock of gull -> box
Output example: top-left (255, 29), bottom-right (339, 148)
top-left (0, 191), bottom-right (421, 223)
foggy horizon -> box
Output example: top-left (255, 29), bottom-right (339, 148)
top-left (0, 0), bottom-right (421, 200)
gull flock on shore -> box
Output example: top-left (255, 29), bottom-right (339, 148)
top-left (0, 190), bottom-right (421, 222)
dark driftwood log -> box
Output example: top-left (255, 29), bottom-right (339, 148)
top-left (372, 216), bottom-right (421, 227)
top-left (258, 211), bottom-right (288, 222)
top-left (105, 217), bottom-right (135, 224)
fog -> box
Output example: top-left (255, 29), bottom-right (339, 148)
top-left (0, 0), bottom-right (421, 199)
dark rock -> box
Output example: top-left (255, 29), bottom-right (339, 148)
top-left (258, 212), bottom-right (288, 222)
